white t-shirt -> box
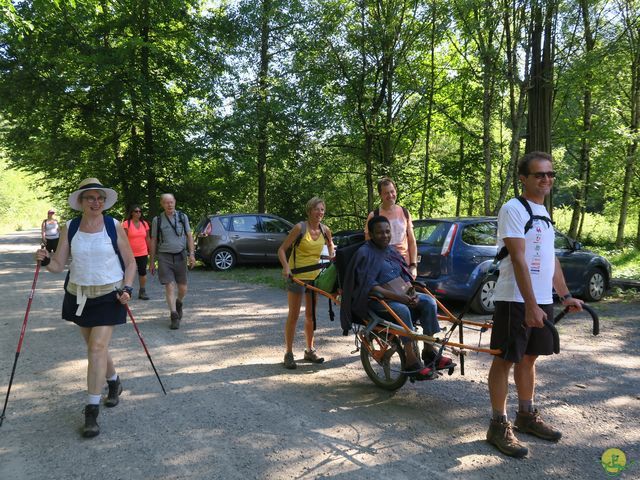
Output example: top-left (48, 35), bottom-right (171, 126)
top-left (493, 198), bottom-right (555, 304)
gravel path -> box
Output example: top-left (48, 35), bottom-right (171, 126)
top-left (0, 230), bottom-right (638, 479)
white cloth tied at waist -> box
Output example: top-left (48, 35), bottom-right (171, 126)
top-left (67, 280), bottom-right (123, 316)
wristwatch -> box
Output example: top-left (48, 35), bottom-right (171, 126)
top-left (409, 262), bottom-right (417, 267)
top-left (560, 293), bottom-right (572, 302)
top-left (122, 286), bottom-right (133, 296)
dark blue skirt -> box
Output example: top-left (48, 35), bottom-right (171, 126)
top-left (62, 290), bottom-right (127, 328)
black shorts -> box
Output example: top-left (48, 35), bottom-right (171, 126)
top-left (490, 301), bottom-right (555, 363)
top-left (45, 238), bottom-right (59, 253)
top-left (135, 255), bottom-right (148, 276)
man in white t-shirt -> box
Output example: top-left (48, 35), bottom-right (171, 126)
top-left (486, 152), bottom-right (583, 458)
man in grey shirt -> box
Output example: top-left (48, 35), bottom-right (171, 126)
top-left (149, 193), bottom-right (196, 329)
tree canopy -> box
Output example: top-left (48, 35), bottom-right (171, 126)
top-left (1, 0), bottom-right (639, 246)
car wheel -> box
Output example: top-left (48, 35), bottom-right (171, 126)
top-left (470, 274), bottom-right (497, 315)
top-left (211, 248), bottom-right (236, 271)
top-left (583, 268), bottom-right (607, 302)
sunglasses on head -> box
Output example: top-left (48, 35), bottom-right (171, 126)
top-left (529, 171), bottom-right (556, 179)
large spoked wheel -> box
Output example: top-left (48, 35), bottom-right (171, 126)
top-left (211, 248), bottom-right (236, 271)
top-left (360, 330), bottom-right (407, 391)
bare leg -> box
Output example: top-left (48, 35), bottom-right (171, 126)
top-left (139, 274), bottom-right (147, 290)
top-left (284, 291), bottom-right (303, 353)
top-left (177, 282), bottom-right (188, 303)
top-left (514, 354), bottom-right (537, 406)
top-left (80, 326), bottom-right (115, 395)
top-left (164, 282), bottom-right (176, 312)
top-left (303, 291), bottom-right (315, 351)
top-left (488, 356), bottom-right (514, 416)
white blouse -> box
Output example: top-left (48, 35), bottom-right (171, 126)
top-left (68, 221), bottom-right (124, 286)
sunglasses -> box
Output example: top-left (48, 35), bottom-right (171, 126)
top-left (529, 171), bottom-right (556, 179)
top-left (133, 209), bottom-right (142, 213)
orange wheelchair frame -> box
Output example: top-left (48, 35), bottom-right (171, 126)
top-left (290, 276), bottom-right (501, 391)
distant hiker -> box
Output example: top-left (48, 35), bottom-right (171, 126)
top-left (41, 209), bottom-right (60, 253)
top-left (277, 197), bottom-right (334, 369)
top-left (364, 177), bottom-right (419, 278)
top-left (148, 193), bottom-right (195, 330)
top-left (486, 152), bottom-right (583, 458)
top-left (123, 205), bottom-right (151, 300)
top-left (36, 177), bottom-right (136, 438)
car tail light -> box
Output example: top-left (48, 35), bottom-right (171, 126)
top-left (440, 224), bottom-right (458, 256)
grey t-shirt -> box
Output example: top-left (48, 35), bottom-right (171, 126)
top-left (151, 212), bottom-right (191, 254)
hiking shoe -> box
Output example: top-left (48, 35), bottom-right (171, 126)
top-left (104, 376), bottom-right (122, 408)
top-left (515, 409), bottom-right (562, 441)
top-left (176, 299), bottom-right (183, 319)
top-left (138, 288), bottom-right (149, 300)
top-left (82, 404), bottom-right (100, 438)
top-left (486, 419), bottom-right (528, 458)
top-left (283, 352), bottom-right (297, 369)
top-left (170, 311), bottom-right (180, 330)
top-left (304, 349), bottom-right (325, 364)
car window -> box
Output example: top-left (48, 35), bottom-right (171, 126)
top-left (218, 216), bottom-right (231, 231)
top-left (554, 231), bottom-right (572, 249)
top-left (232, 216), bottom-right (259, 233)
top-left (461, 222), bottom-right (497, 246)
top-left (261, 216), bottom-right (290, 233)
top-left (414, 222), bottom-right (450, 247)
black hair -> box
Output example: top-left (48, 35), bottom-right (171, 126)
top-left (368, 215), bottom-right (390, 233)
top-left (518, 151), bottom-right (553, 176)
top-left (127, 205), bottom-right (147, 224)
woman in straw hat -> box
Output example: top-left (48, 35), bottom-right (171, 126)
top-left (36, 178), bottom-right (136, 438)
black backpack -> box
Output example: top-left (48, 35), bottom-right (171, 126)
top-left (495, 196), bottom-right (554, 262)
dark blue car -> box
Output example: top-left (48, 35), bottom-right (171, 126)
top-left (414, 217), bottom-right (611, 314)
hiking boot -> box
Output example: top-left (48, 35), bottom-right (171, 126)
top-left (82, 404), bottom-right (100, 438)
top-left (304, 348), bottom-right (324, 364)
top-left (138, 288), bottom-right (149, 300)
top-left (170, 311), bottom-right (180, 330)
top-left (486, 419), bottom-right (528, 458)
top-left (283, 352), bottom-right (297, 369)
top-left (176, 299), bottom-right (183, 319)
top-left (104, 376), bottom-right (122, 408)
top-left (515, 409), bottom-right (562, 441)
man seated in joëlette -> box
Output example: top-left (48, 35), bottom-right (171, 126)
top-left (340, 215), bottom-right (452, 378)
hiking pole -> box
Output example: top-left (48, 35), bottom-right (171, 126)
top-left (1, 260), bottom-right (41, 427)
top-left (118, 297), bottom-right (167, 395)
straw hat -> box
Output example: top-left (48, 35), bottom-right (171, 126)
top-left (68, 178), bottom-right (118, 211)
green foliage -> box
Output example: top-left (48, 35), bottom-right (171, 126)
top-left (0, 159), bottom-right (57, 233)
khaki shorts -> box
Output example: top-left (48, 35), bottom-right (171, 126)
top-left (157, 251), bottom-right (188, 285)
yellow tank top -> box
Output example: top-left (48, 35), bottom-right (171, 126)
top-left (288, 225), bottom-right (325, 280)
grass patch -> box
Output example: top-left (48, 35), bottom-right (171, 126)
top-left (590, 247), bottom-right (640, 280)
top-left (197, 264), bottom-right (285, 290)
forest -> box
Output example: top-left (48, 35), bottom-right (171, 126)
top-left (1, 0), bottom-right (639, 248)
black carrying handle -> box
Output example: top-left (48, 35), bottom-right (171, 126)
top-left (553, 303), bottom-right (599, 336)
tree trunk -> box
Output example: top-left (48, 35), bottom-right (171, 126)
top-left (616, 37), bottom-right (640, 247)
top-left (420, 4), bottom-right (437, 219)
top-left (526, 0), bottom-right (556, 215)
top-left (140, 0), bottom-right (157, 215)
top-left (569, 0), bottom-right (595, 240)
top-left (256, 0), bottom-right (271, 213)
